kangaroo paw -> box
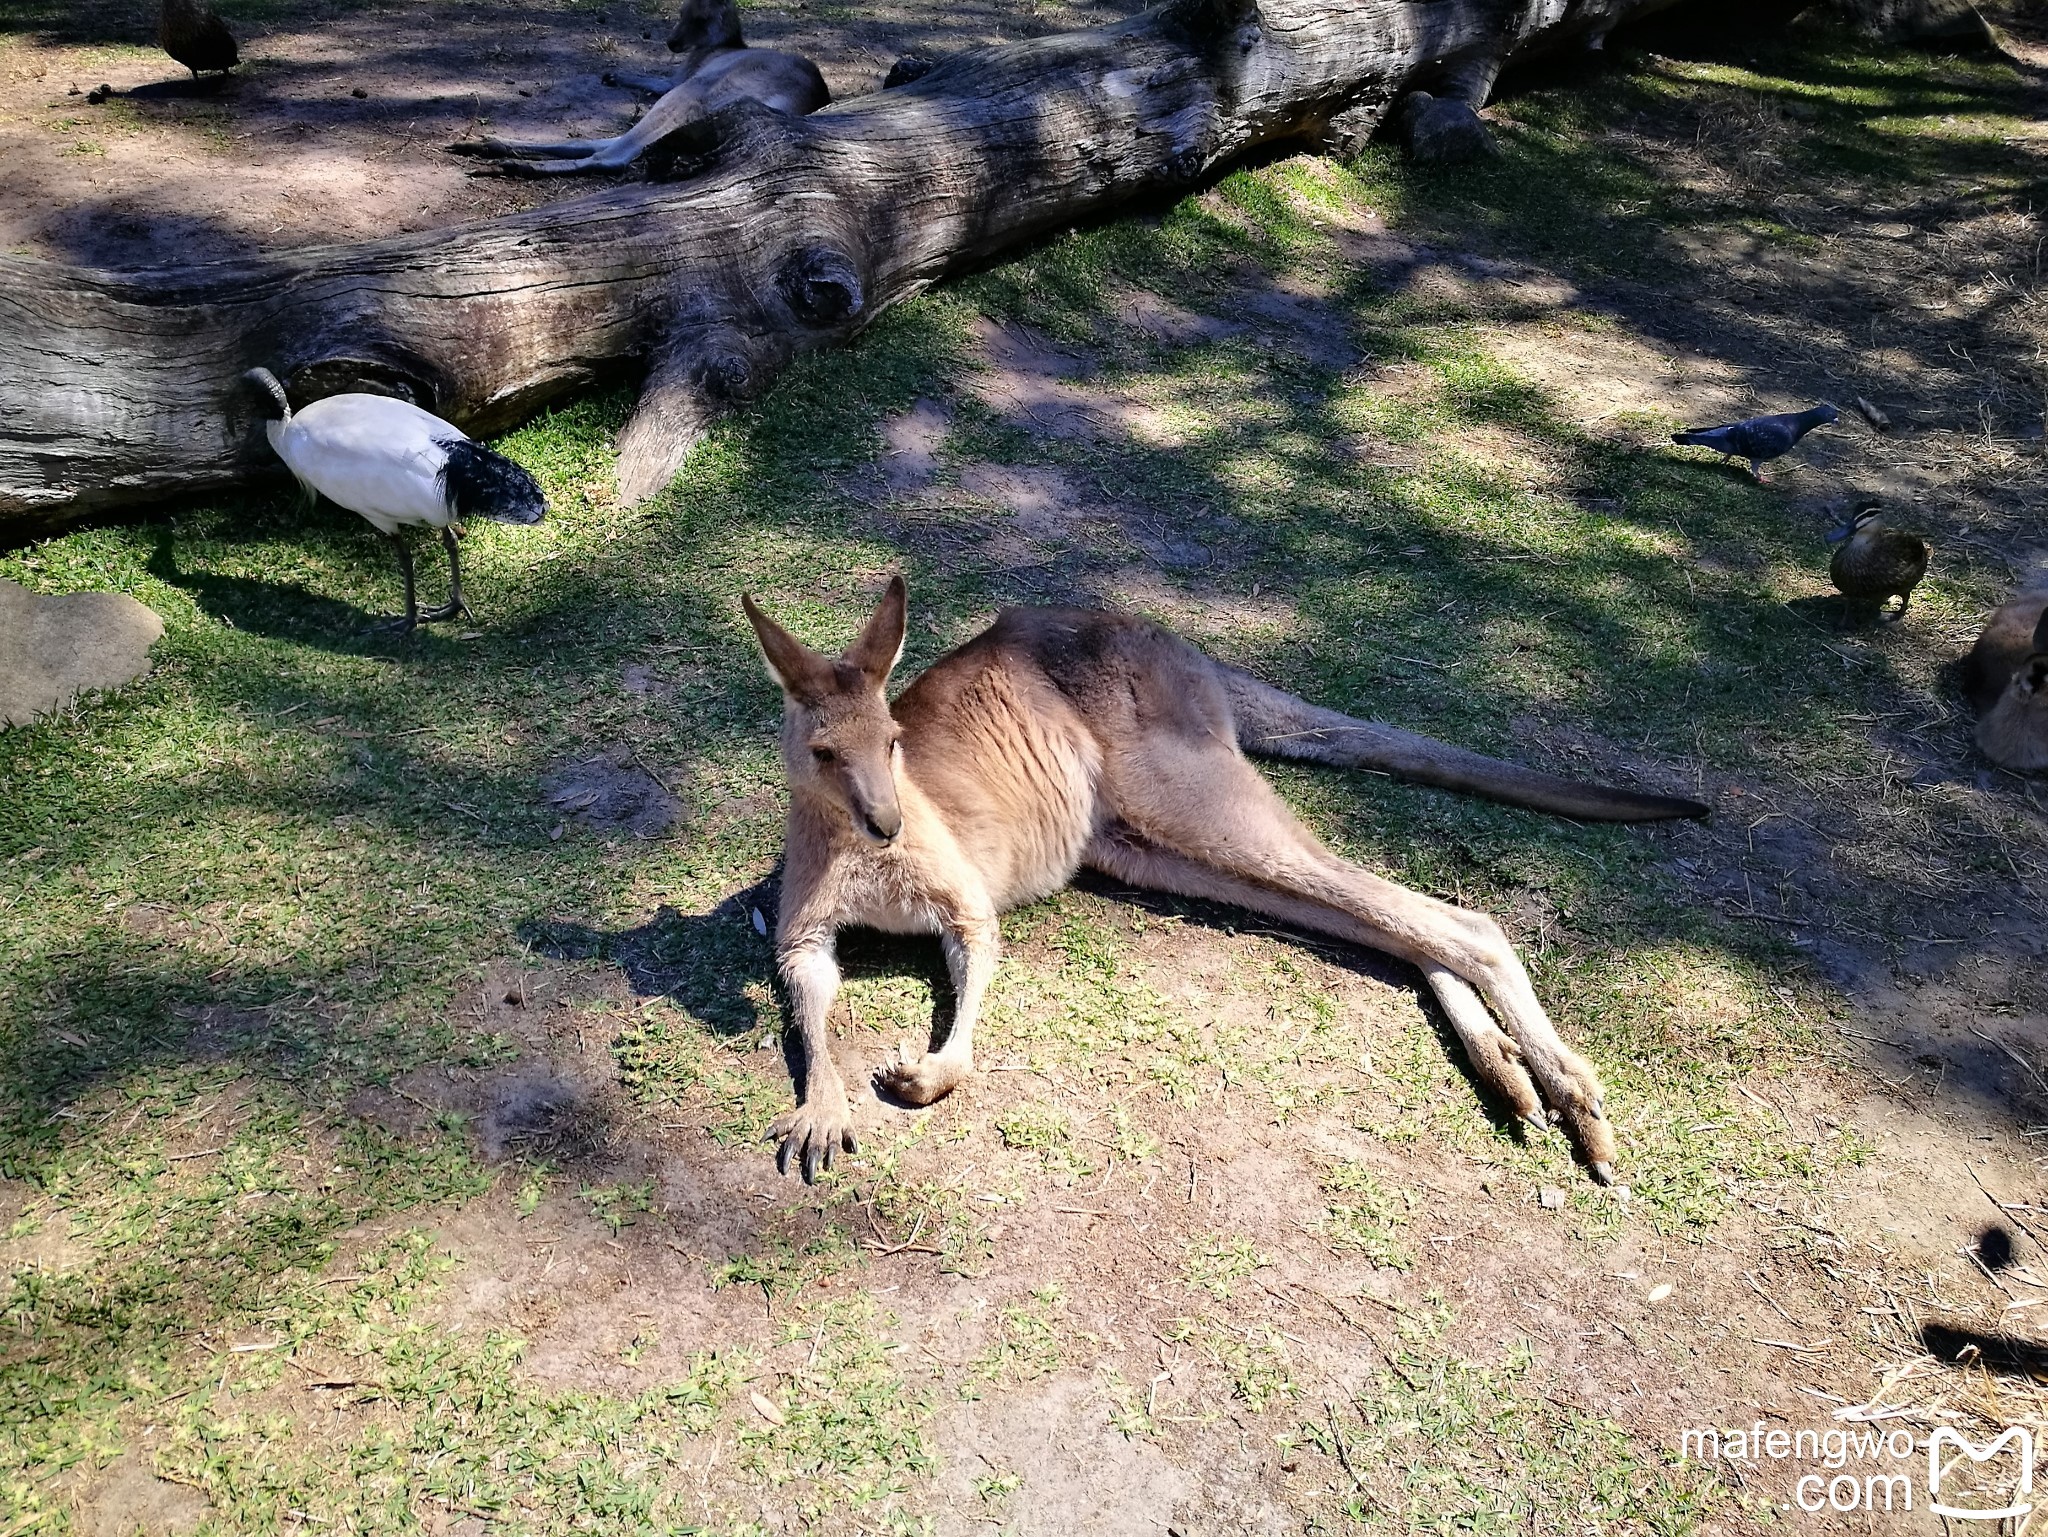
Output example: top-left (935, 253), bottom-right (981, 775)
top-left (767, 1095), bottom-right (856, 1183)
top-left (873, 1043), bottom-right (970, 1107)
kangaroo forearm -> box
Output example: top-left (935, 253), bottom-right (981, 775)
top-left (778, 942), bottom-right (846, 1094)
top-left (939, 919), bottom-right (999, 1051)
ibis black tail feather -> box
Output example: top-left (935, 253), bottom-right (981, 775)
top-left (436, 437), bottom-right (547, 525)
top-left (1220, 667), bottom-right (1710, 823)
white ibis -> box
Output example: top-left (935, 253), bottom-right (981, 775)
top-left (242, 368), bottom-right (546, 632)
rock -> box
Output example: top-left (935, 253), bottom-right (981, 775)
top-left (1538, 1184), bottom-right (1567, 1210)
top-left (1400, 91), bottom-right (1499, 166)
top-left (0, 578), bottom-right (163, 728)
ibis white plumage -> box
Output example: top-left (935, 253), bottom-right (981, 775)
top-left (242, 367), bottom-right (546, 631)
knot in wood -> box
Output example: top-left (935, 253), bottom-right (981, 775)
top-left (689, 347), bottom-right (756, 401)
top-left (774, 246), bottom-right (864, 328)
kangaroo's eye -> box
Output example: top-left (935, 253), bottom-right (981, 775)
top-left (810, 746), bottom-right (836, 764)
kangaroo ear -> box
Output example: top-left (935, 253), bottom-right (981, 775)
top-left (845, 574), bottom-right (908, 688)
top-left (742, 594), bottom-right (831, 701)
top-left (2031, 606), bottom-right (2048, 655)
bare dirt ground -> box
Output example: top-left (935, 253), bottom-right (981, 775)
top-left (0, 0), bottom-right (1140, 268)
top-left (6, 2), bottom-right (2048, 1534)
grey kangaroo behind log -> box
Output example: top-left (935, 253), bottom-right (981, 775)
top-left (448, 0), bottom-right (828, 175)
top-left (743, 579), bottom-right (1710, 1187)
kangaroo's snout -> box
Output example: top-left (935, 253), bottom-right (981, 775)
top-left (846, 755), bottom-right (904, 845)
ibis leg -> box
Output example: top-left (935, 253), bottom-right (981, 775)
top-left (419, 526), bottom-right (473, 624)
top-left (371, 531), bottom-right (420, 633)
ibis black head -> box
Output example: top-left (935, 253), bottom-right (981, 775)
top-left (241, 367), bottom-right (292, 420)
top-left (437, 438), bottom-right (546, 526)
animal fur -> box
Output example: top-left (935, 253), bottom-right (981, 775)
top-left (1965, 590), bottom-right (2048, 773)
top-left (447, 0), bottom-right (827, 174)
top-left (743, 579), bottom-right (1711, 1187)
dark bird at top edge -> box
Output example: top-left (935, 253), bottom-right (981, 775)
top-left (160, 0), bottom-right (239, 77)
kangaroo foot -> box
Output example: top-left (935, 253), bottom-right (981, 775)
top-left (768, 1094), bottom-right (856, 1182)
top-left (874, 1041), bottom-right (971, 1107)
top-left (1463, 1027), bottom-right (1546, 1137)
top-left (1518, 1046), bottom-right (1615, 1183)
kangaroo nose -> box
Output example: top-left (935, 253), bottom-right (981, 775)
top-left (864, 808), bottom-right (902, 843)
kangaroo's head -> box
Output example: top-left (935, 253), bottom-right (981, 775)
top-left (1976, 605), bottom-right (2048, 774)
top-left (742, 576), bottom-right (909, 846)
top-left (668, 0), bottom-right (744, 55)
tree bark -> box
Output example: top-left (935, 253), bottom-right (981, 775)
top-left (0, 0), bottom-right (1682, 531)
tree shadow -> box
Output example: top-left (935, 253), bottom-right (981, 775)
top-left (145, 523), bottom-right (383, 642)
top-left (515, 877), bottom-right (965, 1108)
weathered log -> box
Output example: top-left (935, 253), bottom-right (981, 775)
top-left (1825, 0), bottom-right (1992, 46)
top-left (0, 0), bottom-right (1683, 531)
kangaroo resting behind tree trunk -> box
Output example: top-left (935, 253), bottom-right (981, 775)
top-left (447, 0), bottom-right (828, 175)
top-left (742, 579), bottom-right (1710, 1187)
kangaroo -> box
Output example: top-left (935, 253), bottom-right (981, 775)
top-left (1964, 591), bottom-right (2048, 774)
top-left (741, 578), bottom-right (1709, 1187)
top-left (448, 0), bottom-right (828, 175)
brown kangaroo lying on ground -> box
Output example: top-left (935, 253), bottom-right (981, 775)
top-left (1963, 590), bottom-right (2048, 774)
top-left (448, 0), bottom-right (828, 175)
top-left (742, 578), bottom-right (1709, 1186)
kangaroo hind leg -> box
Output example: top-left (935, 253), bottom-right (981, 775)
top-left (1092, 824), bottom-right (1550, 1135)
top-left (1088, 752), bottom-right (1615, 1176)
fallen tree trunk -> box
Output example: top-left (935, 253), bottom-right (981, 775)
top-left (0, 0), bottom-right (1683, 530)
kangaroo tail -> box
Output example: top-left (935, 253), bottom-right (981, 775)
top-left (1219, 667), bottom-right (1709, 823)
top-left (241, 367), bottom-right (291, 421)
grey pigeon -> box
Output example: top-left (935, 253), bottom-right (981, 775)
top-left (1672, 403), bottom-right (1838, 481)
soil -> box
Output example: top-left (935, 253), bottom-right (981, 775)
top-left (16, 1), bottom-right (2048, 1533)
top-left (0, 0), bottom-right (1143, 269)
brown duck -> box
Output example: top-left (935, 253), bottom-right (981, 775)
top-left (1827, 499), bottom-right (1928, 620)
top-left (1963, 590), bottom-right (2048, 774)
top-left (160, 0), bottom-right (239, 77)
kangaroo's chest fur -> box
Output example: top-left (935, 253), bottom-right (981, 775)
top-left (811, 637), bottom-right (1107, 936)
